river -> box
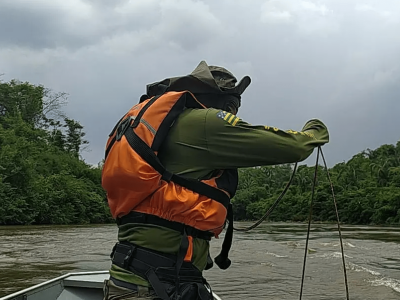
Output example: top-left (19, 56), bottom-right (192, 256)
top-left (0, 223), bottom-right (399, 299)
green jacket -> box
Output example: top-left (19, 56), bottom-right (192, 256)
top-left (110, 108), bottom-right (329, 285)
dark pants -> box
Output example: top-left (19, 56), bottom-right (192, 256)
top-left (103, 277), bottom-right (215, 300)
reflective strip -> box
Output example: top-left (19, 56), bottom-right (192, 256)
top-left (130, 116), bottom-right (156, 135)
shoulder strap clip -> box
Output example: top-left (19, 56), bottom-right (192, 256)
top-left (116, 117), bottom-right (132, 141)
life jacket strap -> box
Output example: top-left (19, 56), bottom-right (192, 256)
top-left (117, 211), bottom-right (214, 241)
top-left (123, 127), bottom-right (231, 210)
top-left (110, 237), bottom-right (210, 300)
top-left (110, 242), bottom-right (171, 300)
top-left (214, 203), bottom-right (234, 270)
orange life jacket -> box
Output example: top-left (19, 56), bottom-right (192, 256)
top-left (101, 91), bottom-right (235, 237)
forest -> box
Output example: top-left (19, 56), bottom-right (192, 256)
top-left (1, 79), bottom-right (399, 225)
top-left (0, 79), bottom-right (110, 225)
top-left (233, 145), bottom-right (400, 225)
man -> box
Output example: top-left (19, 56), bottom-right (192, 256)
top-left (102, 61), bottom-right (329, 300)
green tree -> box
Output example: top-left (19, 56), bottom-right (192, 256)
top-left (0, 79), bottom-right (111, 225)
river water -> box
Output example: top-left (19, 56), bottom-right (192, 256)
top-left (0, 223), bottom-right (399, 300)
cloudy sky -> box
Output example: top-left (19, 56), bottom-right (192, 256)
top-left (1, 0), bottom-right (399, 167)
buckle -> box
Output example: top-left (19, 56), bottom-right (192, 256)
top-left (111, 242), bottom-right (137, 269)
top-left (123, 244), bottom-right (136, 269)
top-left (115, 117), bottom-right (132, 141)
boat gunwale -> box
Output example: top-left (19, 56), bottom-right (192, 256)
top-left (0, 271), bottom-right (109, 300)
top-left (0, 271), bottom-right (222, 300)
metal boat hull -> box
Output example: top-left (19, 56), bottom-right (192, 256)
top-left (0, 271), bottom-right (222, 300)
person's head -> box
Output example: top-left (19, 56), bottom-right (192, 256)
top-left (145, 61), bottom-right (251, 114)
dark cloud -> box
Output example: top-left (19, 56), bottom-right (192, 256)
top-left (1, 0), bottom-right (399, 166)
top-left (0, 1), bottom-right (166, 50)
top-left (81, 0), bottom-right (127, 8)
top-left (0, 2), bottom-right (63, 48)
top-left (0, 1), bottom-right (103, 49)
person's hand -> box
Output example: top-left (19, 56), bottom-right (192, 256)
top-left (302, 119), bottom-right (329, 145)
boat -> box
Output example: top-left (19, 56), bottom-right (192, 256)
top-left (0, 271), bottom-right (222, 300)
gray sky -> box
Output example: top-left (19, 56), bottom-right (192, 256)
top-left (1, 0), bottom-right (399, 167)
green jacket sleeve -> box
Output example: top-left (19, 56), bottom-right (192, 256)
top-left (204, 109), bottom-right (329, 169)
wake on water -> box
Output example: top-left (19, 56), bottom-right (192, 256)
top-left (278, 239), bottom-right (400, 296)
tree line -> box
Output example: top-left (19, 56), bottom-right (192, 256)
top-left (0, 79), bottom-right (111, 225)
top-left (1, 79), bottom-right (399, 225)
top-left (232, 144), bottom-right (400, 225)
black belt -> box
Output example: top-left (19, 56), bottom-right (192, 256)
top-left (117, 211), bottom-right (214, 240)
top-left (117, 208), bottom-right (234, 271)
top-left (111, 242), bottom-right (177, 270)
top-left (111, 238), bottom-right (206, 300)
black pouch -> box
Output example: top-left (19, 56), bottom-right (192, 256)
top-left (155, 266), bottom-right (213, 300)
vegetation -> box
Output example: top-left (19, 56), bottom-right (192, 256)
top-left (232, 144), bottom-right (400, 225)
top-left (1, 79), bottom-right (399, 226)
top-left (0, 79), bottom-right (111, 225)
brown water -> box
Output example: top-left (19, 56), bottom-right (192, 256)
top-left (0, 223), bottom-right (399, 299)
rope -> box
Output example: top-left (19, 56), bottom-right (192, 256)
top-left (321, 148), bottom-right (350, 300)
top-left (299, 147), bottom-right (350, 300)
top-left (230, 145), bottom-right (350, 299)
top-left (233, 162), bottom-right (298, 232)
top-left (299, 147), bottom-right (320, 299)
